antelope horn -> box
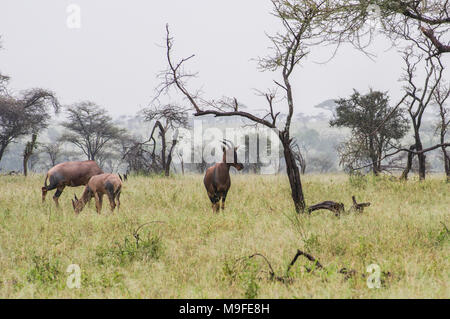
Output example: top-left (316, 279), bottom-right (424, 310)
top-left (222, 139), bottom-right (235, 149)
top-left (221, 140), bottom-right (230, 149)
top-left (74, 194), bottom-right (78, 201)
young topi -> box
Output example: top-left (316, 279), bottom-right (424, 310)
top-left (72, 173), bottom-right (122, 214)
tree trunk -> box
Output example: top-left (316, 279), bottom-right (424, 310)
top-left (0, 143), bottom-right (8, 165)
top-left (369, 137), bottom-right (379, 176)
top-left (401, 144), bottom-right (416, 180)
top-left (415, 138), bottom-right (426, 180)
top-left (371, 157), bottom-right (379, 176)
top-left (443, 147), bottom-right (450, 182)
top-left (164, 134), bottom-right (179, 177)
top-left (154, 121), bottom-right (166, 175)
top-left (23, 134), bottom-right (37, 177)
top-left (440, 121), bottom-right (449, 182)
top-left (282, 139), bottom-right (306, 213)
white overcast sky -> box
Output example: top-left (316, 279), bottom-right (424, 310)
top-left (1, 0), bottom-right (448, 118)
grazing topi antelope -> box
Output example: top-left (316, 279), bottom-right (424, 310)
top-left (42, 160), bottom-right (104, 207)
top-left (203, 139), bottom-right (243, 212)
top-left (72, 173), bottom-right (122, 214)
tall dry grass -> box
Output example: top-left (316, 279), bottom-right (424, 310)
top-left (0, 173), bottom-right (448, 298)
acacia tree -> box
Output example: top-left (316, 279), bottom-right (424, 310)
top-left (158, 1), bottom-right (333, 212)
top-left (330, 89), bottom-right (409, 175)
top-left (301, 0), bottom-right (450, 55)
top-left (40, 141), bottom-right (63, 168)
top-left (60, 102), bottom-right (125, 162)
top-left (0, 88), bottom-right (60, 165)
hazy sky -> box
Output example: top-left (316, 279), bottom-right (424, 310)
top-left (1, 0), bottom-right (448, 118)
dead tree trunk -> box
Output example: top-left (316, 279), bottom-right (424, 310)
top-left (165, 138), bottom-right (177, 177)
top-left (445, 150), bottom-right (450, 182)
top-left (282, 138), bottom-right (305, 213)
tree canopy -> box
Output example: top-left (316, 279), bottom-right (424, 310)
top-left (330, 89), bottom-right (409, 174)
top-left (60, 102), bottom-right (126, 161)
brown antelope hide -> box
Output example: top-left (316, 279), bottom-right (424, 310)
top-left (203, 139), bottom-right (244, 213)
top-left (72, 173), bottom-right (122, 214)
top-left (42, 160), bottom-right (103, 207)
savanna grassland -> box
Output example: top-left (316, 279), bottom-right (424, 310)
top-left (0, 173), bottom-right (448, 298)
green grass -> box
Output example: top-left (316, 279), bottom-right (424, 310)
top-left (0, 173), bottom-right (448, 298)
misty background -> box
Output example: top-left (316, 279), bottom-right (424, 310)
top-left (0, 0), bottom-right (448, 173)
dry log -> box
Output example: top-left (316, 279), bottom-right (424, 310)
top-left (308, 201), bottom-right (344, 216)
top-left (308, 196), bottom-right (370, 216)
top-left (351, 196), bottom-right (371, 213)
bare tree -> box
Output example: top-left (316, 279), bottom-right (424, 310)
top-left (142, 103), bottom-right (189, 176)
top-left (399, 39), bottom-right (447, 180)
top-left (158, 1), bottom-right (333, 212)
top-left (60, 102), bottom-right (126, 162)
top-left (433, 76), bottom-right (450, 181)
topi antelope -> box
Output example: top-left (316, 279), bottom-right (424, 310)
top-left (203, 139), bottom-right (243, 212)
top-left (72, 173), bottom-right (122, 214)
top-left (42, 160), bottom-right (104, 207)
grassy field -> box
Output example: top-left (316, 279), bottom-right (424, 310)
top-left (0, 173), bottom-right (448, 298)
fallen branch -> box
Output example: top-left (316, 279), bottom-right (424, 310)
top-left (351, 196), bottom-right (371, 213)
top-left (286, 249), bottom-right (323, 274)
top-left (238, 248), bottom-right (379, 284)
top-left (308, 201), bottom-right (344, 216)
top-left (287, 249), bottom-right (358, 280)
top-left (308, 196), bottom-right (370, 216)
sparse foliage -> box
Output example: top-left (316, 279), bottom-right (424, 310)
top-left (60, 102), bottom-right (126, 162)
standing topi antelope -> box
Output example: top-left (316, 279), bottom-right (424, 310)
top-left (42, 160), bottom-right (104, 207)
top-left (203, 139), bottom-right (243, 212)
top-left (72, 173), bottom-right (122, 214)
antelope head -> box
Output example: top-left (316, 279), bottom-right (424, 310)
top-left (71, 193), bottom-right (86, 214)
top-left (222, 139), bottom-right (244, 171)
